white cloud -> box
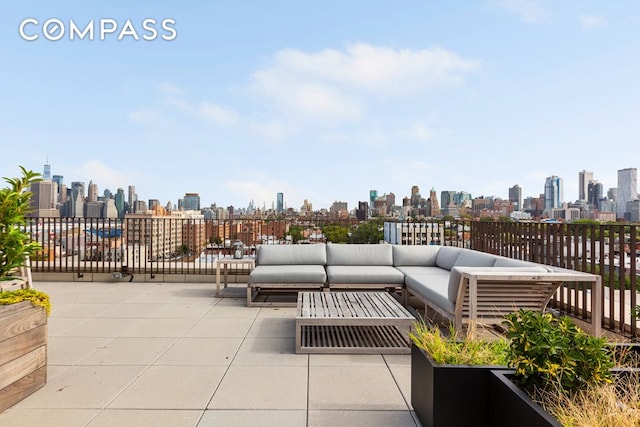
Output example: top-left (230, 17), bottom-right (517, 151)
top-left (251, 69), bottom-right (364, 122)
top-left (127, 109), bottom-right (165, 125)
top-left (269, 43), bottom-right (479, 94)
top-left (198, 102), bottom-right (240, 126)
top-left (493, 0), bottom-right (550, 23)
top-left (72, 160), bottom-right (141, 192)
top-left (249, 119), bottom-right (296, 141)
top-left (251, 43), bottom-right (479, 122)
top-left (129, 84), bottom-right (240, 128)
top-left (579, 15), bottom-right (607, 30)
top-left (398, 123), bottom-right (434, 142)
top-left (158, 82), bottom-right (185, 96)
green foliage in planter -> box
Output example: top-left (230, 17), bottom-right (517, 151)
top-left (410, 320), bottom-right (509, 365)
top-left (0, 288), bottom-right (51, 315)
top-left (504, 309), bottom-right (613, 393)
top-left (0, 166), bottom-right (42, 281)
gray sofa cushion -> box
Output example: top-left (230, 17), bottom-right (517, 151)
top-left (447, 266), bottom-right (550, 304)
top-left (404, 272), bottom-right (454, 315)
top-left (392, 245), bottom-right (440, 266)
top-left (493, 256), bottom-right (542, 268)
top-left (256, 244), bottom-right (326, 266)
top-left (249, 265), bottom-right (327, 284)
top-left (326, 244), bottom-right (393, 266)
top-left (454, 249), bottom-right (498, 268)
top-left (326, 265), bottom-right (405, 284)
top-left (435, 246), bottom-right (463, 270)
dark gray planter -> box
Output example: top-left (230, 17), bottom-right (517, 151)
top-left (410, 343), bottom-right (507, 427)
top-left (488, 370), bottom-right (561, 427)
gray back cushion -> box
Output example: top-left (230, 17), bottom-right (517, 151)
top-left (326, 244), bottom-right (393, 266)
top-left (257, 244), bottom-right (326, 265)
top-left (454, 250), bottom-right (498, 268)
top-left (435, 246), bottom-right (463, 270)
top-left (392, 245), bottom-right (440, 266)
top-left (493, 257), bottom-right (538, 267)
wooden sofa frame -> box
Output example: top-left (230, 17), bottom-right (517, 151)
top-left (406, 269), bottom-right (602, 335)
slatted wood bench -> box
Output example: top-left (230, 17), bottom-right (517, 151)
top-left (295, 291), bottom-right (415, 354)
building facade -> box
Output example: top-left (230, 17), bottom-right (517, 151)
top-left (544, 175), bottom-right (563, 211)
top-left (617, 168), bottom-right (638, 219)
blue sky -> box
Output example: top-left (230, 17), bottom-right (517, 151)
top-left (1, 1), bottom-right (638, 211)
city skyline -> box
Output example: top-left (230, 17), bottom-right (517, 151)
top-left (25, 160), bottom-right (637, 214)
top-left (2, 1), bottom-right (639, 209)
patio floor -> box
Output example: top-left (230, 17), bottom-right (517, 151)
top-left (0, 282), bottom-right (421, 427)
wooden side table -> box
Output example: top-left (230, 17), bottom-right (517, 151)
top-left (215, 258), bottom-right (255, 297)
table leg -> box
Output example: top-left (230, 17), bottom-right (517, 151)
top-left (215, 261), bottom-right (221, 297)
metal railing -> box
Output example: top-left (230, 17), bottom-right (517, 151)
top-left (471, 221), bottom-right (638, 338)
top-left (25, 216), bottom-right (639, 338)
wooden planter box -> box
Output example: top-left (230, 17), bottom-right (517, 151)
top-left (0, 301), bottom-right (47, 413)
top-left (411, 343), bottom-right (507, 427)
top-left (488, 370), bottom-right (561, 427)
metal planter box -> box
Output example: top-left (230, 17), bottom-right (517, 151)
top-left (0, 301), bottom-right (47, 412)
top-left (488, 370), bottom-right (561, 427)
top-left (411, 343), bottom-right (506, 427)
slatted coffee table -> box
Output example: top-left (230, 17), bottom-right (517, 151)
top-left (295, 291), bottom-right (415, 354)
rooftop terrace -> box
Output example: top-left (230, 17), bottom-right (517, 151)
top-left (0, 282), bottom-right (420, 427)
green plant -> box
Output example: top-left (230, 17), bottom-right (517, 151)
top-left (410, 320), bottom-right (509, 365)
top-left (0, 166), bottom-right (42, 282)
top-left (503, 309), bottom-right (614, 393)
top-left (0, 288), bottom-right (51, 315)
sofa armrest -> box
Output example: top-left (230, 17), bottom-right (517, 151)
top-left (453, 269), bottom-right (602, 336)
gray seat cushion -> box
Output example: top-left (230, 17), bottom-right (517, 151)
top-left (326, 244), bottom-right (393, 266)
top-left (326, 265), bottom-right (405, 284)
top-left (404, 272), bottom-right (454, 314)
top-left (249, 265), bottom-right (327, 284)
top-left (392, 245), bottom-right (440, 266)
top-left (256, 244), bottom-right (326, 266)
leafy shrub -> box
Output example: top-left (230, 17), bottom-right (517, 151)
top-left (0, 166), bottom-right (42, 281)
top-left (0, 288), bottom-right (51, 315)
top-left (504, 309), bottom-right (613, 393)
top-left (410, 321), bottom-right (509, 366)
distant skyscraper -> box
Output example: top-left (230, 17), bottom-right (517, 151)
top-left (115, 188), bottom-right (125, 218)
top-left (104, 199), bottom-right (118, 218)
top-left (617, 168), bottom-right (638, 219)
top-left (508, 185), bottom-right (522, 211)
top-left (356, 201), bottom-right (368, 220)
top-left (43, 160), bottom-right (51, 181)
top-left (183, 193), bottom-right (200, 211)
top-left (544, 176), bottom-right (563, 210)
top-left (29, 181), bottom-right (58, 217)
top-left (276, 192), bottom-right (284, 213)
top-left (588, 181), bottom-right (603, 209)
top-left (70, 182), bottom-right (85, 218)
top-left (71, 182), bottom-right (85, 199)
top-left (428, 188), bottom-right (440, 217)
top-left (410, 185), bottom-right (421, 208)
top-left (578, 170), bottom-right (593, 201)
top-left (440, 191), bottom-right (456, 208)
top-left (88, 181), bottom-right (98, 203)
top-left (128, 186), bottom-right (136, 213)
top-left (369, 190), bottom-right (378, 205)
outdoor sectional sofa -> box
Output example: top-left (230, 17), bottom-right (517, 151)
top-left (247, 243), bottom-right (602, 334)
